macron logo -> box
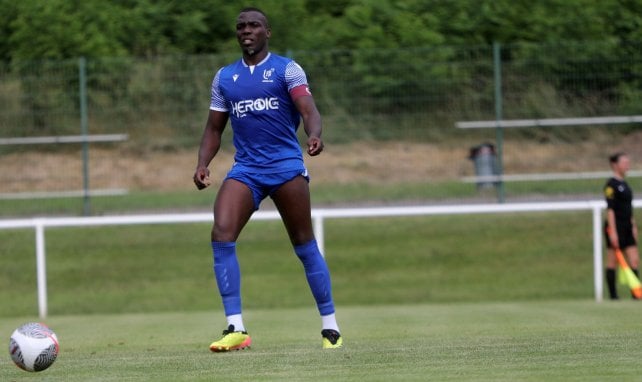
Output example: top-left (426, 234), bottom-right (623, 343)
top-left (231, 97), bottom-right (279, 118)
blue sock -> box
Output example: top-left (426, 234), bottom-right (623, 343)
top-left (211, 241), bottom-right (242, 316)
top-left (294, 239), bottom-right (335, 316)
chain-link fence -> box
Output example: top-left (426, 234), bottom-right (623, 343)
top-left (1, 41), bottom-right (641, 216)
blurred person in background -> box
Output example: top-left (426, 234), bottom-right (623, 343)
top-left (193, 7), bottom-right (342, 351)
top-left (604, 152), bottom-right (639, 300)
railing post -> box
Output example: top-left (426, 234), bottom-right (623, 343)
top-left (35, 219), bottom-right (48, 318)
top-left (79, 56), bottom-right (91, 216)
top-left (493, 41), bottom-right (505, 204)
top-left (313, 213), bottom-right (325, 257)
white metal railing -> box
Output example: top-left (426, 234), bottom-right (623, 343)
top-left (2, 200), bottom-right (638, 318)
top-left (0, 133), bottom-right (129, 204)
top-left (455, 115), bottom-right (642, 129)
top-left (456, 115), bottom-right (642, 186)
top-left (462, 170), bottom-right (642, 184)
top-left (0, 134), bottom-right (128, 145)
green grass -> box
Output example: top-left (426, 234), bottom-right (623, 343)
top-left (2, 204), bottom-right (640, 380)
top-left (1, 301), bottom-right (641, 381)
top-left (3, 211), bottom-right (637, 318)
top-left (4, 175), bottom-right (642, 217)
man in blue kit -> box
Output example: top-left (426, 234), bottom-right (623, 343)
top-left (193, 7), bottom-right (342, 351)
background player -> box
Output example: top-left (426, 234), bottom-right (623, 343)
top-left (193, 7), bottom-right (342, 350)
top-left (604, 152), bottom-right (639, 300)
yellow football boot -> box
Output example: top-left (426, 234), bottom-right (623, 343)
top-left (321, 329), bottom-right (343, 349)
top-left (209, 325), bottom-right (251, 352)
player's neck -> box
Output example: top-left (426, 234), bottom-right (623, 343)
top-left (243, 50), bottom-right (269, 66)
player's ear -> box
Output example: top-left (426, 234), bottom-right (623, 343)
top-left (266, 28), bottom-right (271, 39)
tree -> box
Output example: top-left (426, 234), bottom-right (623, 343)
top-left (8, 0), bottom-right (128, 60)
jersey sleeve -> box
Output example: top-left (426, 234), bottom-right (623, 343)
top-left (209, 68), bottom-right (228, 112)
top-left (285, 61), bottom-right (312, 100)
top-left (604, 182), bottom-right (616, 209)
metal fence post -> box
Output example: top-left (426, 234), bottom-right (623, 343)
top-left (313, 213), bottom-right (325, 257)
top-left (79, 57), bottom-right (90, 215)
top-left (493, 42), bottom-right (505, 203)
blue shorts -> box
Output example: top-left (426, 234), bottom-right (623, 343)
top-left (225, 167), bottom-right (310, 210)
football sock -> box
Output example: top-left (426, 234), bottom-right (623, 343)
top-left (606, 268), bottom-right (618, 299)
top-left (321, 313), bottom-right (340, 332)
top-left (294, 239), bottom-right (335, 316)
top-left (212, 241), bottom-right (242, 316)
top-left (226, 314), bottom-right (245, 332)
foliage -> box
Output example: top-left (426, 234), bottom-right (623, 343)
top-left (0, 0), bottom-right (641, 143)
top-left (6, 0), bottom-right (127, 60)
top-left (2, 0), bottom-right (642, 61)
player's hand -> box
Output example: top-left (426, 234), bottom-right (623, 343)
top-left (193, 167), bottom-right (212, 190)
top-left (307, 136), bottom-right (324, 156)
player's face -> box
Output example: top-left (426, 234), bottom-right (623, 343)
top-left (236, 11), bottom-right (271, 57)
top-left (612, 155), bottom-right (630, 176)
top-left (617, 155), bottom-right (630, 174)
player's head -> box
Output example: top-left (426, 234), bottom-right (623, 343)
top-left (236, 7), bottom-right (271, 58)
top-left (609, 152), bottom-right (630, 176)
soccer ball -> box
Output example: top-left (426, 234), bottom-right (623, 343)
top-left (8, 322), bottom-right (59, 372)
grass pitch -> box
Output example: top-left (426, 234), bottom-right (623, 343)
top-left (1, 301), bottom-right (640, 381)
top-left (2, 211), bottom-right (640, 380)
top-left (1, 212), bottom-right (606, 317)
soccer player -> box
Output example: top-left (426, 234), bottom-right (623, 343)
top-left (192, 7), bottom-right (342, 350)
top-left (604, 152), bottom-right (639, 300)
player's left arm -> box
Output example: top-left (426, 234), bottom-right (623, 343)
top-left (286, 61), bottom-right (324, 156)
top-left (293, 93), bottom-right (324, 156)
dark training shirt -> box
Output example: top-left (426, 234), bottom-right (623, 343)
top-left (604, 177), bottom-right (634, 225)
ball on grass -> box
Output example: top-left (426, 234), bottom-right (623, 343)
top-left (9, 322), bottom-right (59, 372)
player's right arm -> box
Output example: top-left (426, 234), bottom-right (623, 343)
top-left (605, 182), bottom-right (620, 248)
top-left (194, 110), bottom-right (229, 189)
top-left (194, 69), bottom-right (230, 190)
top-left (607, 208), bottom-right (619, 249)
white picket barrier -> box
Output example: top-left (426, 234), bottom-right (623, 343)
top-left (3, 200), bottom-right (639, 318)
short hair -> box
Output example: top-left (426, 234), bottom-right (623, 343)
top-left (239, 7), bottom-right (269, 27)
top-left (609, 152), bottom-right (627, 164)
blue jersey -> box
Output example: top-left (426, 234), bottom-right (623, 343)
top-left (210, 53), bottom-right (310, 174)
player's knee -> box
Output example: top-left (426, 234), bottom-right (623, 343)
top-left (211, 225), bottom-right (237, 242)
top-left (291, 234), bottom-right (315, 246)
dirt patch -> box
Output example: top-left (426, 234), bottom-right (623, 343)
top-left (1, 135), bottom-right (641, 193)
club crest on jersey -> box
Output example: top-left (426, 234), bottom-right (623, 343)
top-left (262, 68), bottom-right (275, 83)
top-left (233, 74), bottom-right (239, 82)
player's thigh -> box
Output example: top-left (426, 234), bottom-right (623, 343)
top-left (618, 227), bottom-right (636, 252)
top-left (624, 246), bottom-right (640, 268)
top-left (212, 179), bottom-right (255, 241)
top-left (271, 176), bottom-right (314, 244)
